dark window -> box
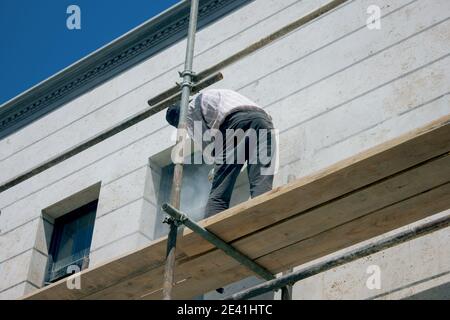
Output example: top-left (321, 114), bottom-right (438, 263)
top-left (46, 200), bottom-right (97, 283)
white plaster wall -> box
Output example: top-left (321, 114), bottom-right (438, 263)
top-left (0, 0), bottom-right (449, 299)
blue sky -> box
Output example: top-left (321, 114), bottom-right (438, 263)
top-left (0, 0), bottom-right (179, 105)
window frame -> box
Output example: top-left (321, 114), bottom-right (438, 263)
top-left (46, 200), bottom-right (98, 283)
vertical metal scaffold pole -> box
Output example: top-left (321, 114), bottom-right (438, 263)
top-left (162, 0), bottom-right (200, 300)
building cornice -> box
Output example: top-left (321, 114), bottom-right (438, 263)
top-left (0, 0), bottom-right (252, 139)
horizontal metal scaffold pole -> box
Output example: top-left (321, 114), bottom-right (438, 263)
top-left (162, 203), bottom-right (275, 281)
top-left (225, 213), bottom-right (450, 300)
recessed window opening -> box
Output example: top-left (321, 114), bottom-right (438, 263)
top-left (158, 153), bottom-right (214, 222)
top-left (46, 200), bottom-right (98, 283)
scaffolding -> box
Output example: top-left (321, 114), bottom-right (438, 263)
top-left (22, 112), bottom-right (450, 300)
top-left (162, 205), bottom-right (449, 300)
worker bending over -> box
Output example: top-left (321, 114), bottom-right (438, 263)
top-left (166, 89), bottom-right (277, 217)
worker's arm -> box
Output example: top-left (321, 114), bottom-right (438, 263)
top-left (186, 94), bottom-right (211, 155)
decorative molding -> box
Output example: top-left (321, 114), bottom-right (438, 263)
top-left (0, 0), bottom-right (253, 140)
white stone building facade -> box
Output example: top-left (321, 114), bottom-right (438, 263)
top-left (0, 0), bottom-right (449, 299)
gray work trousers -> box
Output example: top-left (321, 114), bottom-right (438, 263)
top-left (205, 110), bottom-right (275, 217)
